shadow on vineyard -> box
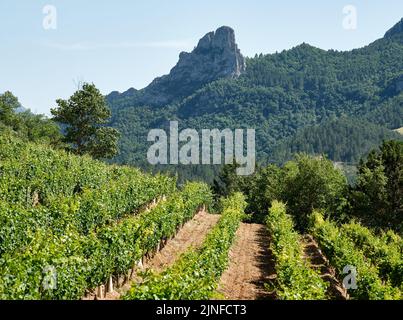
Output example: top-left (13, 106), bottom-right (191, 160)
top-left (217, 223), bottom-right (277, 300)
top-left (253, 226), bottom-right (277, 300)
top-left (301, 235), bottom-right (348, 300)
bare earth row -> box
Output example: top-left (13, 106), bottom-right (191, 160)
top-left (101, 211), bottom-right (347, 300)
top-left (218, 224), bottom-right (347, 300)
top-left (103, 210), bottom-right (220, 300)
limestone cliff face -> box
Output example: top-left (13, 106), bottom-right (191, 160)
top-left (115, 26), bottom-right (246, 107)
top-left (178, 26), bottom-right (246, 80)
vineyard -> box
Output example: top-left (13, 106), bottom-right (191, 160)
top-left (0, 135), bottom-right (402, 300)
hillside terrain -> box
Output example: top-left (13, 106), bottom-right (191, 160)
top-left (106, 20), bottom-right (403, 180)
top-left (0, 17), bottom-right (402, 302)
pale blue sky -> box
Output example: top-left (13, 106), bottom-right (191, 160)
top-left (1, 0), bottom-right (402, 115)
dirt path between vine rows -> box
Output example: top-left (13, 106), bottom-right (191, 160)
top-left (104, 210), bottom-right (220, 300)
top-left (144, 210), bottom-right (220, 272)
top-left (301, 234), bottom-right (348, 300)
top-left (216, 223), bottom-right (276, 300)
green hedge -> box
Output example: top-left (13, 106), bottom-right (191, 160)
top-left (266, 201), bottom-right (328, 300)
top-left (0, 182), bottom-right (212, 300)
top-left (309, 212), bottom-right (401, 300)
top-left (124, 193), bottom-right (246, 300)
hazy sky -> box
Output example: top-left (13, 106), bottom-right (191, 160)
top-left (1, 0), bottom-right (402, 115)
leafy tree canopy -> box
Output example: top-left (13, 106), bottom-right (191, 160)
top-left (51, 83), bottom-right (120, 159)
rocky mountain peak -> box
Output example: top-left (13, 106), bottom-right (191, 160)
top-left (137, 26), bottom-right (246, 106)
top-left (195, 26), bottom-right (237, 53)
top-left (175, 26), bottom-right (245, 78)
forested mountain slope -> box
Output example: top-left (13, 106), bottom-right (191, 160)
top-left (107, 19), bottom-right (403, 179)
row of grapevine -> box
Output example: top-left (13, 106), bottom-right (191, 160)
top-left (0, 134), bottom-right (109, 206)
top-left (0, 182), bottom-right (212, 300)
top-left (341, 222), bottom-right (402, 288)
top-left (266, 201), bottom-right (328, 300)
top-left (0, 136), bottom-right (176, 258)
top-left (309, 212), bottom-right (401, 300)
top-left (124, 193), bottom-right (247, 300)
top-left (0, 135), bottom-right (175, 235)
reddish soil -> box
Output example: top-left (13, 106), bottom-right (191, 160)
top-left (144, 210), bottom-right (220, 272)
top-left (301, 234), bottom-right (348, 300)
top-left (217, 223), bottom-right (276, 300)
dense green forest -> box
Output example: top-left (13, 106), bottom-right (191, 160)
top-left (106, 19), bottom-right (403, 182)
top-left (212, 140), bottom-right (403, 234)
top-left (3, 21), bottom-right (402, 183)
top-left (271, 116), bottom-right (402, 164)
